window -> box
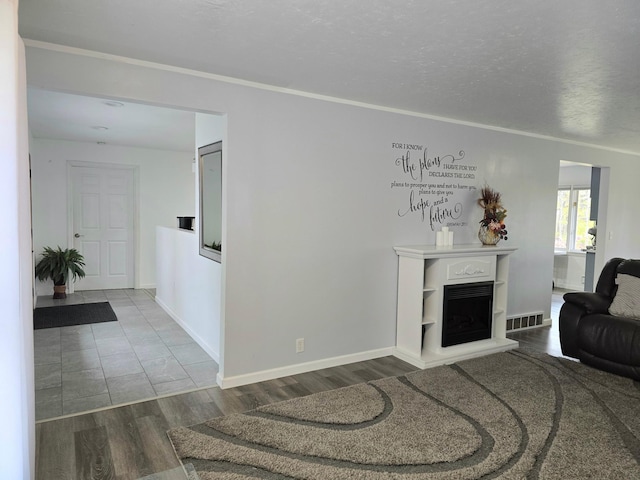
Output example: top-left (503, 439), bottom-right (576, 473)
top-left (555, 187), bottom-right (595, 252)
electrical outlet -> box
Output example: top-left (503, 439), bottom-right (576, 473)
top-left (296, 338), bottom-right (305, 353)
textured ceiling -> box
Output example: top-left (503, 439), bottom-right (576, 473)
top-left (18, 0), bottom-right (640, 154)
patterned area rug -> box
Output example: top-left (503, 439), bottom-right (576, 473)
top-left (168, 350), bottom-right (640, 479)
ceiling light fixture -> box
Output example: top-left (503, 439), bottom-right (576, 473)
top-left (103, 101), bottom-right (124, 108)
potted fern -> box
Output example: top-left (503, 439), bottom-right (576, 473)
top-left (35, 246), bottom-right (86, 299)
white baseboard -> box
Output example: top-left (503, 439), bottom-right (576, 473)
top-left (217, 347), bottom-right (395, 389)
top-left (154, 295), bottom-right (220, 364)
top-left (138, 283), bottom-right (156, 290)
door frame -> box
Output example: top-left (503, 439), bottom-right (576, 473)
top-left (592, 166), bottom-right (610, 283)
top-left (66, 161), bottom-right (140, 293)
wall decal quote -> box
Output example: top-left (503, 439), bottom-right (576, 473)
top-left (391, 143), bottom-right (479, 231)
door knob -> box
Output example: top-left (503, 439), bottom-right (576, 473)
top-left (74, 233), bottom-right (84, 238)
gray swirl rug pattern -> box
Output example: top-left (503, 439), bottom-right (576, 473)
top-left (168, 350), bottom-right (640, 479)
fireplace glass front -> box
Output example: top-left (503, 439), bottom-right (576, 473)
top-left (442, 281), bottom-right (493, 347)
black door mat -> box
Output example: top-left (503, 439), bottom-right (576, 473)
top-left (34, 302), bottom-right (117, 330)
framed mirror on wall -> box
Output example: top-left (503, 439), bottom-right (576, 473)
top-left (198, 141), bottom-right (222, 262)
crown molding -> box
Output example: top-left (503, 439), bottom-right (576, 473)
top-left (23, 39), bottom-right (640, 158)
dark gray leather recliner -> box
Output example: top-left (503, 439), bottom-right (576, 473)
top-left (559, 257), bottom-right (640, 380)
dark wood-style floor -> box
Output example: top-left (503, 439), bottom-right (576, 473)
top-left (35, 292), bottom-right (568, 480)
top-left (505, 288), bottom-right (567, 358)
top-left (35, 356), bottom-right (419, 479)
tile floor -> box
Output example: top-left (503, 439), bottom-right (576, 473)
top-left (34, 288), bottom-right (218, 421)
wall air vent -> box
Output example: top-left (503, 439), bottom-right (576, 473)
top-left (506, 312), bottom-right (544, 331)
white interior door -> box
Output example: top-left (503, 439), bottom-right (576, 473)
top-left (71, 165), bottom-right (134, 290)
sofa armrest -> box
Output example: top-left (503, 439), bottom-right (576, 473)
top-left (562, 292), bottom-right (612, 314)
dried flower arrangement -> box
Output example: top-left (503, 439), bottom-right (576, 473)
top-left (478, 185), bottom-right (508, 241)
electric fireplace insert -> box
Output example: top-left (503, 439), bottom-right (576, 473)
top-left (442, 281), bottom-right (494, 347)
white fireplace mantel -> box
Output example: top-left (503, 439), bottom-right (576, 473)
top-left (393, 243), bottom-right (518, 369)
top-left (394, 244), bottom-right (518, 259)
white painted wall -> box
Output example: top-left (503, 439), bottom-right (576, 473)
top-left (24, 45), bottom-right (640, 388)
top-left (155, 227), bottom-right (221, 361)
top-left (153, 112), bottom-right (224, 362)
top-left (30, 138), bottom-right (195, 294)
top-left (1, 0), bottom-right (35, 476)
top-left (558, 164), bottom-right (592, 187)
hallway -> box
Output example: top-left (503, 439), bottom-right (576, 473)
top-left (34, 288), bottom-right (218, 421)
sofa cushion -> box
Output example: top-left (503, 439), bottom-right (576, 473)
top-left (578, 314), bottom-right (640, 366)
top-left (609, 273), bottom-right (640, 320)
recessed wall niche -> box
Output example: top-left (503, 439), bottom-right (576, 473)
top-left (198, 141), bottom-right (222, 262)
